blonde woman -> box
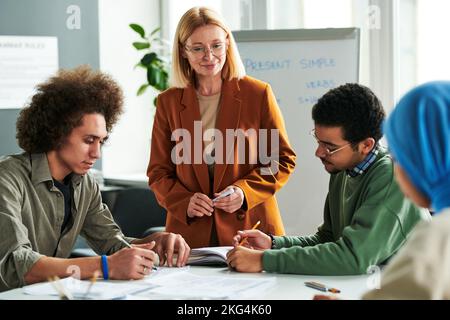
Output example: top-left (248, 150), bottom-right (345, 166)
top-left (147, 7), bottom-right (296, 248)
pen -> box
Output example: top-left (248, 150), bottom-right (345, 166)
top-left (114, 235), bottom-right (158, 271)
top-left (238, 220), bottom-right (261, 246)
top-left (212, 188), bottom-right (235, 202)
top-left (115, 234), bottom-right (133, 248)
top-left (305, 281), bottom-right (341, 294)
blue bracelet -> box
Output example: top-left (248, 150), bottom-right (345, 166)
top-left (101, 255), bottom-right (109, 280)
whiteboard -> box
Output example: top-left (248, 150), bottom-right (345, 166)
top-left (234, 28), bottom-right (360, 236)
top-left (0, 36), bottom-right (59, 109)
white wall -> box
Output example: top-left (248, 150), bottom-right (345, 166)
top-left (98, 0), bottom-right (160, 178)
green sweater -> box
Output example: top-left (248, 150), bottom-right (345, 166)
top-left (263, 149), bottom-right (430, 275)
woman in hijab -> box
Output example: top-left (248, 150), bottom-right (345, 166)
top-left (362, 81), bottom-right (450, 299)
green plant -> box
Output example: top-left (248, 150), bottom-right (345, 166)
top-left (130, 23), bottom-right (170, 106)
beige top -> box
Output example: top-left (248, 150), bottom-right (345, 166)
top-left (0, 153), bottom-right (133, 291)
top-left (363, 208), bottom-right (450, 300)
top-left (197, 92), bottom-right (221, 178)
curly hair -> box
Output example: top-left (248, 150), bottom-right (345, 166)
top-left (16, 65), bottom-right (123, 153)
top-left (312, 83), bottom-right (385, 144)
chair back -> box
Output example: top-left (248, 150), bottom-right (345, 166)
top-left (112, 188), bottom-right (166, 238)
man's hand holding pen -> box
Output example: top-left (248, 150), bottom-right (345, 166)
top-left (232, 229), bottom-right (271, 251)
top-left (226, 221), bottom-right (266, 273)
top-left (106, 232), bottom-right (190, 281)
top-left (108, 241), bottom-right (157, 280)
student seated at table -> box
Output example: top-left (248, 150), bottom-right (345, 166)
top-left (227, 83), bottom-right (430, 275)
top-left (360, 81), bottom-right (450, 299)
top-left (0, 66), bottom-right (190, 292)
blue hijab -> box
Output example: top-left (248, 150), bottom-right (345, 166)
top-left (384, 81), bottom-right (450, 213)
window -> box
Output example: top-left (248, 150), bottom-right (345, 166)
top-left (101, 0), bottom-right (380, 179)
top-left (397, 0), bottom-right (450, 100)
top-left (417, 0), bottom-right (450, 82)
top-left (301, 0), bottom-right (353, 28)
top-left (162, 0), bottom-right (239, 43)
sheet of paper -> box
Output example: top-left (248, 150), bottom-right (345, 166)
top-left (22, 268), bottom-right (276, 300)
top-left (142, 272), bottom-right (277, 299)
top-left (23, 277), bottom-right (155, 300)
top-left (0, 36), bottom-right (58, 109)
top-left (143, 266), bottom-right (190, 282)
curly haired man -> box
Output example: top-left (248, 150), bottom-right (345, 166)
top-left (0, 66), bottom-right (190, 292)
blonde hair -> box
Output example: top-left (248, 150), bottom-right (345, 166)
top-left (170, 6), bottom-right (246, 88)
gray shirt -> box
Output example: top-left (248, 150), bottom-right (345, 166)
top-left (0, 153), bottom-right (134, 291)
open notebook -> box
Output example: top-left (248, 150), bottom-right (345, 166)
top-left (186, 246), bottom-right (233, 266)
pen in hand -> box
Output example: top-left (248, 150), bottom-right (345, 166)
top-left (115, 234), bottom-right (133, 248)
top-left (212, 188), bottom-right (235, 202)
top-left (114, 235), bottom-right (158, 271)
top-left (238, 220), bottom-right (261, 246)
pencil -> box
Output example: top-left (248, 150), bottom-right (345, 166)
top-left (238, 220), bottom-right (261, 246)
top-left (48, 276), bottom-right (73, 300)
top-left (83, 271), bottom-right (99, 299)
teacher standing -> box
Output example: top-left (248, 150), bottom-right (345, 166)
top-left (147, 7), bottom-right (296, 248)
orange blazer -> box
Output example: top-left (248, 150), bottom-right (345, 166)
top-left (147, 76), bottom-right (296, 248)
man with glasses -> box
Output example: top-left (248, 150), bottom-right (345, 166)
top-left (227, 83), bottom-right (430, 275)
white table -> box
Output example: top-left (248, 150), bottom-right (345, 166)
top-left (0, 266), bottom-right (370, 300)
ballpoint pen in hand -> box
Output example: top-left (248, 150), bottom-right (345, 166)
top-left (115, 234), bottom-right (133, 248)
top-left (238, 220), bottom-right (261, 246)
top-left (114, 235), bottom-right (158, 270)
top-left (212, 188), bottom-right (235, 202)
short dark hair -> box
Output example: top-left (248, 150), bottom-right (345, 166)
top-left (16, 65), bottom-right (123, 153)
top-left (312, 83), bottom-right (385, 143)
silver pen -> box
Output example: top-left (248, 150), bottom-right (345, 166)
top-left (114, 234), bottom-right (133, 248)
top-left (115, 235), bottom-right (158, 270)
top-left (212, 188), bottom-right (235, 202)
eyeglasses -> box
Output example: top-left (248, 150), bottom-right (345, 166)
top-left (184, 42), bottom-right (227, 59)
top-left (310, 129), bottom-right (352, 156)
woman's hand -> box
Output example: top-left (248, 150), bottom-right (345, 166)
top-left (187, 193), bottom-right (214, 218)
top-left (213, 186), bottom-right (244, 213)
